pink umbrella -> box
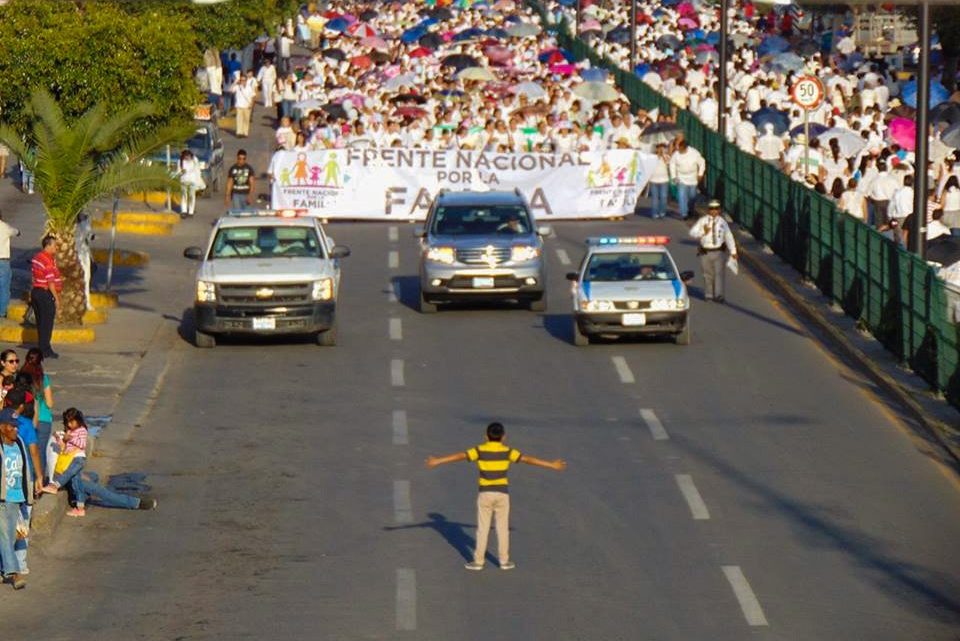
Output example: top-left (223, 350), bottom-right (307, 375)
top-left (483, 45), bottom-right (514, 64)
top-left (696, 43), bottom-right (715, 52)
top-left (342, 13), bottom-right (358, 24)
top-left (580, 19), bottom-right (602, 33)
top-left (678, 17), bottom-right (699, 30)
top-left (889, 117), bottom-right (916, 151)
top-left (549, 63), bottom-right (576, 76)
top-left (362, 36), bottom-right (389, 50)
top-left (677, 2), bottom-right (696, 17)
top-left (336, 93), bottom-right (366, 108)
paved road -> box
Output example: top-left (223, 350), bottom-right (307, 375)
top-left (3, 206), bottom-right (959, 640)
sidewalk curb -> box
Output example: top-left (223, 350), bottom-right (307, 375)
top-left (722, 213), bottom-right (960, 464)
top-left (29, 320), bottom-right (178, 538)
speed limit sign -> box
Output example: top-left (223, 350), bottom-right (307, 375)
top-left (791, 76), bottom-right (824, 110)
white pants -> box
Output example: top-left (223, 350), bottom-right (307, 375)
top-left (180, 184), bottom-right (197, 215)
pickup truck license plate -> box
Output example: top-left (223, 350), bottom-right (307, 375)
top-left (472, 277), bottom-right (495, 288)
top-left (622, 313), bottom-right (646, 326)
top-left (252, 317), bottom-right (276, 330)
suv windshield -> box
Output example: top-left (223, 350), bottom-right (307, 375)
top-left (430, 205), bottom-right (531, 236)
top-left (210, 225), bottom-right (324, 259)
top-left (187, 127), bottom-right (212, 153)
top-left (584, 252), bottom-right (676, 282)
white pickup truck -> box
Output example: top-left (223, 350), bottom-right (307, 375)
top-left (183, 210), bottom-right (350, 348)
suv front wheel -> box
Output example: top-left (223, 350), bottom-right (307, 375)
top-left (195, 329), bottom-right (216, 348)
top-left (419, 293), bottom-right (437, 314)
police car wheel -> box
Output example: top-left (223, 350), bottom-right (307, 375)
top-left (572, 318), bottom-right (590, 346)
top-left (316, 324), bottom-right (337, 346)
top-left (674, 321), bottom-right (691, 346)
top-left (195, 329), bottom-right (216, 348)
top-left (419, 294), bottom-right (437, 314)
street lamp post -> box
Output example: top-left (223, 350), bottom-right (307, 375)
top-left (912, 0), bottom-right (930, 259)
top-left (576, 0), bottom-right (581, 38)
top-left (717, 0), bottom-right (729, 139)
top-left (629, 0), bottom-right (637, 73)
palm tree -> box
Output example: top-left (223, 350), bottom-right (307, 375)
top-left (0, 89), bottom-right (191, 324)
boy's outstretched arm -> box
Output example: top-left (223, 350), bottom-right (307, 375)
top-left (520, 455), bottom-right (566, 471)
top-left (426, 452), bottom-right (468, 468)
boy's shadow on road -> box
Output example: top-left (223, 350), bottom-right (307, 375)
top-left (384, 512), bottom-right (513, 565)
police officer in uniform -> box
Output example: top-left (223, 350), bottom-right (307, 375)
top-left (689, 200), bottom-right (737, 303)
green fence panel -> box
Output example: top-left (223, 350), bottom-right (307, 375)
top-left (535, 4), bottom-right (959, 408)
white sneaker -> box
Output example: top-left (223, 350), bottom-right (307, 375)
top-left (500, 561), bottom-right (516, 570)
top-left (464, 562), bottom-right (484, 571)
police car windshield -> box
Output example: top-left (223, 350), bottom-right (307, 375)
top-left (210, 226), bottom-right (324, 259)
top-left (430, 205), bottom-right (531, 236)
top-left (584, 252), bottom-right (676, 282)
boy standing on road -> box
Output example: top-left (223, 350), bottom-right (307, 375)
top-left (426, 422), bottom-right (566, 571)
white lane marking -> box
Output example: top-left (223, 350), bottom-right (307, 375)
top-left (389, 318), bottom-right (403, 341)
top-left (392, 410), bottom-right (408, 446)
top-left (556, 248), bottom-right (571, 265)
top-left (391, 359), bottom-right (405, 387)
top-left (675, 475), bottom-right (710, 520)
top-left (393, 480), bottom-right (413, 524)
top-left (388, 225), bottom-right (399, 242)
top-left (388, 250), bottom-right (400, 269)
top-left (396, 568), bottom-right (417, 631)
top-left (722, 566), bottom-right (769, 627)
top-left (388, 281), bottom-right (398, 303)
top-left (611, 356), bottom-right (635, 384)
top-left (640, 409), bottom-right (669, 441)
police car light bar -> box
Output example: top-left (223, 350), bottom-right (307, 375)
top-left (226, 208), bottom-right (308, 218)
top-left (586, 236), bottom-right (670, 246)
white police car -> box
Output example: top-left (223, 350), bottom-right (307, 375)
top-left (566, 236), bottom-right (694, 346)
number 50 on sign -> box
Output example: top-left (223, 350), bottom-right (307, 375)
top-left (791, 76), bottom-right (824, 110)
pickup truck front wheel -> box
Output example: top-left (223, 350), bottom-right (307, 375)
top-left (195, 329), bottom-right (216, 348)
top-left (317, 323), bottom-right (337, 346)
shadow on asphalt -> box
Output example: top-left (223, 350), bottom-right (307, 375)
top-left (390, 275), bottom-right (540, 315)
top-left (174, 307), bottom-right (319, 347)
top-left (541, 312), bottom-right (677, 347)
top-left (672, 433), bottom-right (960, 622)
top-left (383, 512), bottom-right (509, 565)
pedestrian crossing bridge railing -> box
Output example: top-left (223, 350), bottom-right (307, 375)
top-left (527, 2), bottom-right (960, 411)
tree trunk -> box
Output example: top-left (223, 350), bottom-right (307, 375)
top-left (52, 230), bottom-right (86, 325)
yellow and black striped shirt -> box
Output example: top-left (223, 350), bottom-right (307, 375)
top-left (466, 441), bottom-right (522, 493)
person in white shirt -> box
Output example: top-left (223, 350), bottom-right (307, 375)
top-left (644, 143), bottom-right (671, 219)
top-left (256, 59), bottom-right (277, 109)
top-left (234, 73), bottom-right (256, 138)
top-left (275, 116), bottom-right (296, 151)
top-left (868, 160), bottom-right (900, 227)
top-left (698, 91), bottom-right (719, 131)
top-left (927, 209), bottom-right (952, 241)
top-left (839, 178), bottom-right (868, 221)
top-left (755, 123), bottom-right (785, 165)
top-left (177, 150), bottom-right (205, 218)
top-left (733, 109), bottom-right (757, 154)
top-left (0, 211), bottom-right (20, 318)
top-left (889, 174), bottom-right (915, 222)
top-left (689, 200), bottom-right (738, 303)
top-left (669, 140), bottom-right (706, 219)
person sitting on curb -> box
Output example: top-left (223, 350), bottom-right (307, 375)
top-left (41, 408), bottom-right (88, 516)
top-left (67, 471), bottom-right (157, 513)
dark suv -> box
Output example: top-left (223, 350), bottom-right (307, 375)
top-left (416, 189), bottom-right (551, 313)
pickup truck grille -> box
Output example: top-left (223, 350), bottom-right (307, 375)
top-left (217, 282), bottom-right (312, 305)
top-left (456, 247), bottom-right (511, 265)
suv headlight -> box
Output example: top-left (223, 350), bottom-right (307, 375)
top-left (312, 278), bottom-right (333, 301)
top-left (425, 246), bottom-right (455, 264)
top-left (583, 299), bottom-right (615, 312)
top-left (196, 280), bottom-right (216, 303)
top-left (511, 245), bottom-right (540, 262)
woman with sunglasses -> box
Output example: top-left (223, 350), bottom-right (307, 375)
top-left (0, 351), bottom-right (17, 404)
top-left (19, 349), bottom-right (53, 482)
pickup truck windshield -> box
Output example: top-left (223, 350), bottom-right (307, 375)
top-left (210, 225), bottom-right (324, 259)
top-left (430, 205), bottom-right (531, 236)
top-left (584, 252), bottom-right (676, 282)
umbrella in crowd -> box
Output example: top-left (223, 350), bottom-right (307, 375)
top-left (757, 35), bottom-right (789, 56)
top-left (401, 26), bottom-right (426, 44)
top-left (428, 6), bottom-right (454, 21)
top-left (389, 93), bottom-right (426, 104)
top-left (795, 40), bottom-right (819, 56)
top-left (901, 79), bottom-right (950, 109)
top-left (888, 117), bottom-right (916, 151)
top-left (454, 27), bottom-right (485, 42)
top-left (486, 27), bottom-right (510, 39)
top-left (359, 9), bottom-right (377, 21)
top-left (768, 52), bottom-right (805, 73)
top-left (442, 54), bottom-right (479, 70)
top-left (941, 122), bottom-right (960, 150)
top-left (384, 72), bottom-right (417, 91)
top-left (323, 47), bottom-right (346, 61)
top-left (419, 33), bottom-right (444, 50)
top-left (320, 103), bottom-right (349, 120)
top-left (655, 60), bottom-right (684, 80)
top-left (361, 36), bottom-right (389, 51)
top-left (483, 45), bottom-right (514, 64)
top-left (512, 81), bottom-right (547, 99)
top-left (408, 46), bottom-right (431, 58)
top-left (605, 28), bottom-right (632, 45)
top-left (395, 106), bottom-right (428, 119)
top-left (926, 237), bottom-right (960, 267)
top-left (326, 17), bottom-right (350, 32)
top-left (929, 137), bottom-right (957, 163)
top-left (506, 23), bottom-right (540, 38)
top-left (538, 48), bottom-right (573, 63)
top-left (640, 122), bottom-right (681, 145)
top-left (579, 19), bottom-right (602, 33)
top-left (550, 63), bottom-right (577, 76)
top-left (695, 50), bottom-right (719, 65)
top-left (574, 81), bottom-right (619, 102)
top-left (348, 22), bottom-right (378, 38)
top-left (789, 123), bottom-right (828, 139)
top-left (458, 66), bottom-right (496, 82)
top-left (350, 54), bottom-right (373, 69)
top-left (931, 102), bottom-right (960, 128)
top-left (580, 68), bottom-right (608, 82)
top-left (817, 128), bottom-right (867, 158)
top-left (657, 34), bottom-right (681, 50)
top-left (751, 107), bottom-right (789, 135)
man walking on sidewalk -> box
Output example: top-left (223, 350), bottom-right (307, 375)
top-left (426, 422), bottom-right (566, 571)
top-left (30, 236), bottom-right (61, 359)
top-left (0, 210), bottom-right (20, 318)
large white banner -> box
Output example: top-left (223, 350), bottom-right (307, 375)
top-left (269, 148), bottom-right (659, 220)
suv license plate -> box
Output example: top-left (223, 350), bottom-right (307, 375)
top-left (472, 277), bottom-right (495, 288)
top-left (622, 313), bottom-right (646, 326)
top-left (252, 317), bottom-right (276, 330)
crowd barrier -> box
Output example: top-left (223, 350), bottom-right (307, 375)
top-left (532, 5), bottom-right (960, 409)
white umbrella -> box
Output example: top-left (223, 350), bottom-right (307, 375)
top-left (817, 127), bottom-right (866, 158)
top-left (574, 81), bottom-right (619, 103)
top-left (512, 81), bottom-right (546, 99)
top-left (385, 73), bottom-right (417, 91)
top-left (457, 66), bottom-right (496, 82)
top-left (930, 137), bottom-right (956, 164)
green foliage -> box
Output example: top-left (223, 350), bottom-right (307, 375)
top-left (0, 89), bottom-right (193, 234)
top-left (0, 0), bottom-right (202, 133)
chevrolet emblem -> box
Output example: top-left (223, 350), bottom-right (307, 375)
top-left (483, 245), bottom-right (498, 268)
top-left (255, 287), bottom-right (274, 299)
top-left (627, 301), bottom-right (639, 309)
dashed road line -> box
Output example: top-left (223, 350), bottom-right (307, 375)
top-left (389, 318), bottom-right (403, 341)
top-left (393, 480), bottom-right (413, 524)
top-left (611, 356), bottom-right (635, 384)
top-left (388, 225), bottom-right (399, 242)
top-left (640, 409), bottom-right (669, 440)
top-left (388, 250), bottom-right (400, 269)
top-left (675, 474), bottom-right (710, 520)
top-left (391, 359), bottom-right (405, 387)
top-left (396, 568), bottom-right (417, 631)
top-left (387, 281), bottom-right (398, 303)
top-left (556, 248), bottom-right (571, 265)
top-left (392, 410), bottom-right (408, 445)
top-left (722, 566), bottom-right (769, 626)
